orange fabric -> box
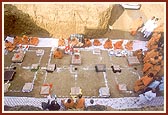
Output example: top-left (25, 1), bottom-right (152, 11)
top-left (150, 56), bottom-right (162, 65)
top-left (125, 41), bottom-right (133, 50)
top-left (13, 36), bottom-right (23, 45)
top-left (62, 99), bottom-right (75, 109)
top-left (103, 39), bottom-right (113, 49)
top-left (22, 35), bottom-right (29, 44)
top-left (16, 54), bottom-right (20, 58)
top-left (145, 69), bottom-right (158, 77)
top-left (43, 84), bottom-right (53, 88)
top-left (141, 75), bottom-right (153, 86)
top-left (135, 80), bottom-right (144, 86)
top-left (133, 49), bottom-right (143, 60)
top-left (134, 84), bottom-right (146, 92)
top-left (130, 31), bottom-right (137, 36)
top-left (29, 37), bottom-right (39, 46)
top-left (84, 38), bottom-right (92, 47)
top-left (75, 98), bottom-right (85, 109)
top-left (114, 40), bottom-right (123, 50)
top-left (147, 32), bottom-right (161, 50)
top-left (143, 62), bottom-right (153, 73)
top-left (134, 75), bottom-right (153, 92)
top-left (42, 83), bottom-right (52, 94)
top-left (53, 50), bottom-right (63, 59)
top-left (93, 39), bottom-right (102, 46)
top-left (58, 38), bottom-right (65, 46)
top-left (143, 50), bottom-right (159, 63)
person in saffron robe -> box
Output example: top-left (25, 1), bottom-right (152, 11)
top-left (61, 98), bottom-right (75, 110)
top-left (93, 39), bottom-right (102, 46)
top-left (83, 38), bottom-right (92, 47)
top-left (22, 35), bottom-right (29, 45)
top-left (13, 36), bottom-right (22, 45)
top-left (125, 41), bottom-right (133, 50)
top-left (74, 94), bottom-right (85, 110)
top-left (5, 40), bottom-right (15, 52)
top-left (53, 48), bottom-right (63, 59)
top-left (29, 37), bottom-right (39, 46)
top-left (134, 73), bottom-right (154, 93)
top-left (103, 39), bottom-right (113, 49)
top-left (58, 37), bottom-right (65, 46)
top-left (113, 40), bottom-right (123, 50)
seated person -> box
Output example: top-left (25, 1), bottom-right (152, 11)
top-left (145, 62), bottom-right (162, 77)
top-left (133, 49), bottom-right (143, 61)
top-left (29, 37), bottom-right (39, 46)
top-left (113, 40), bottom-right (123, 50)
top-left (134, 73), bottom-right (154, 93)
top-left (53, 48), bottom-right (63, 59)
top-left (74, 94), bottom-right (85, 110)
top-left (125, 41), bottom-right (133, 50)
top-left (58, 37), bottom-right (65, 46)
top-left (93, 39), bottom-right (102, 46)
top-left (143, 62), bottom-right (153, 74)
top-left (83, 38), bottom-right (92, 47)
top-left (70, 37), bottom-right (83, 47)
top-left (149, 55), bottom-right (163, 65)
top-left (136, 88), bottom-right (156, 105)
top-left (143, 49), bottom-right (159, 63)
top-left (103, 39), bottom-right (113, 49)
top-left (13, 36), bottom-right (23, 45)
top-left (61, 98), bottom-right (75, 110)
top-left (22, 35), bottom-right (30, 44)
top-left (5, 40), bottom-right (16, 52)
top-left (42, 95), bottom-right (60, 111)
top-left (147, 32), bottom-right (161, 50)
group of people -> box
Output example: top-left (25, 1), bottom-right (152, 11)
top-left (42, 94), bottom-right (107, 111)
top-left (130, 16), bottom-right (161, 39)
top-left (5, 35), bottom-right (39, 52)
top-left (42, 94), bottom-right (85, 111)
top-left (133, 44), bottom-right (164, 105)
top-left (141, 16), bottom-right (159, 38)
top-left (61, 94), bottom-right (85, 110)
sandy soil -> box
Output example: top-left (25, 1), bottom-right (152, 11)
top-left (4, 46), bottom-right (144, 99)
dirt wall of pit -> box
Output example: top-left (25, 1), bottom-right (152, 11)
top-left (4, 3), bottom-right (165, 38)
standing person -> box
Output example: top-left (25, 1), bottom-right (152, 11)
top-left (74, 94), bottom-right (85, 110)
top-left (144, 18), bottom-right (159, 38)
top-left (130, 17), bottom-right (143, 36)
top-left (141, 16), bottom-right (155, 33)
top-left (136, 88), bottom-right (156, 105)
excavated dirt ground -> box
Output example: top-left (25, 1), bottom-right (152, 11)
top-left (4, 48), bottom-right (143, 98)
top-left (3, 3), bottom-right (165, 111)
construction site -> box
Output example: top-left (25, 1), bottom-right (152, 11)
top-left (3, 2), bottom-right (165, 112)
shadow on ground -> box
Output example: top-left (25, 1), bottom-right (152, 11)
top-left (4, 4), bottom-right (51, 39)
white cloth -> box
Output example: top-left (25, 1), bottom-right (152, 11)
top-left (4, 36), bottom-right (148, 51)
top-left (137, 90), bottom-right (156, 105)
top-left (144, 22), bottom-right (158, 38)
top-left (141, 19), bottom-right (155, 33)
